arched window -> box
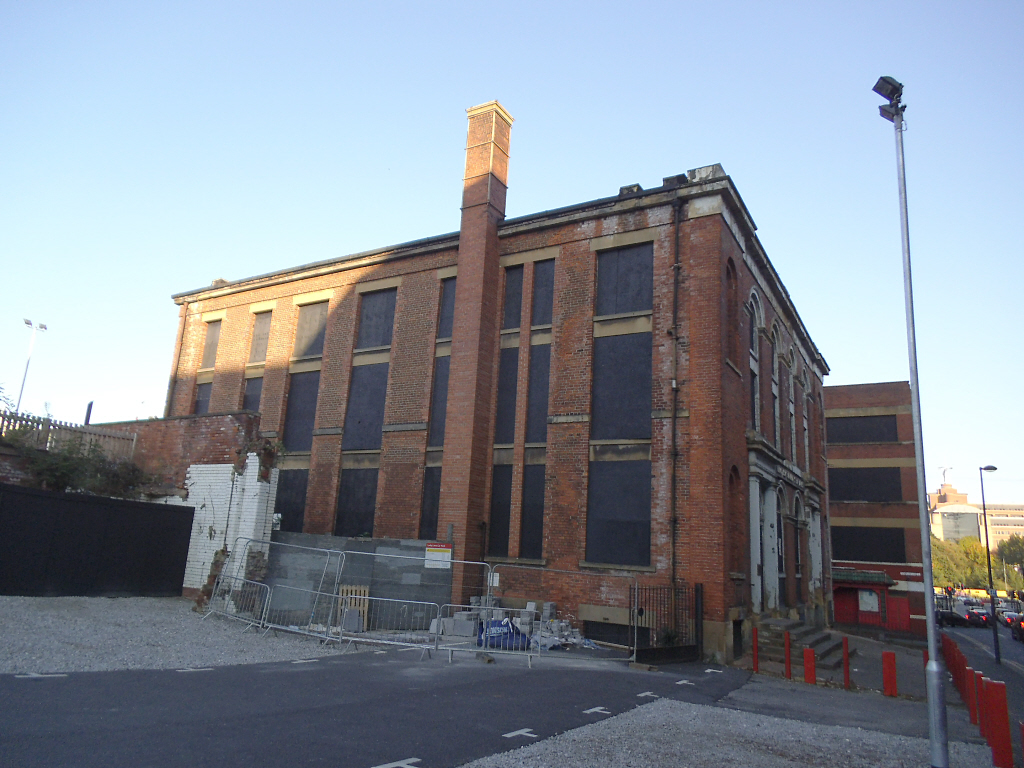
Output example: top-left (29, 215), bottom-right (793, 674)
top-left (776, 488), bottom-right (787, 608)
top-left (726, 260), bottom-right (739, 363)
top-left (748, 292), bottom-right (761, 357)
top-left (770, 328), bottom-right (780, 448)
top-left (793, 496), bottom-right (804, 603)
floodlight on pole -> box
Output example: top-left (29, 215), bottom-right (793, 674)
top-left (980, 465), bottom-right (1000, 664)
top-left (16, 320), bottom-right (47, 414)
top-left (874, 76), bottom-right (948, 768)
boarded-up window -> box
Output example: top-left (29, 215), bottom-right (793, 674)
top-left (832, 526), bottom-right (906, 563)
top-left (437, 277), bottom-right (456, 339)
top-left (342, 363), bottom-right (389, 450)
top-left (293, 302), bottom-right (329, 358)
top-left (596, 243), bottom-right (653, 316)
top-left (420, 466), bottom-right (442, 540)
top-left (520, 464), bottom-right (545, 559)
top-left (586, 460), bottom-right (651, 566)
top-left (200, 320), bottom-right (221, 369)
top-left (526, 344), bottom-right (550, 443)
top-left (282, 371), bottom-right (320, 451)
top-left (531, 259), bottom-right (555, 326)
top-left (591, 333), bottom-right (652, 440)
top-left (428, 356), bottom-right (449, 448)
top-left (750, 371), bottom-right (759, 430)
top-left (248, 312), bottom-right (272, 363)
top-left (488, 465), bottom-right (513, 557)
top-left (826, 415), bottom-right (899, 444)
top-left (275, 469), bottom-right (308, 533)
top-left (493, 347), bottom-right (519, 444)
top-left (193, 382), bottom-right (212, 415)
top-left (502, 265), bottom-right (523, 330)
top-left (828, 467), bottom-right (902, 502)
top-left (243, 377), bottom-right (263, 412)
top-left (335, 468), bottom-right (378, 538)
top-left (356, 289), bottom-right (397, 349)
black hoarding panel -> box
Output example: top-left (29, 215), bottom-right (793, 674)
top-left (832, 526), bottom-right (907, 563)
top-left (275, 469), bottom-right (309, 533)
top-left (828, 467), bottom-right (903, 502)
top-left (595, 243), bottom-right (653, 316)
top-left (335, 468), bottom-right (379, 538)
top-left (591, 333), bottom-right (652, 440)
top-left (520, 464), bottom-right (545, 559)
top-left (493, 347), bottom-right (519, 445)
top-left (437, 277), bottom-right (456, 339)
top-left (420, 466), bottom-right (442, 540)
top-left (193, 382), bottom-right (212, 415)
top-left (586, 460), bottom-right (651, 566)
top-left (243, 376), bottom-right (263, 412)
top-left (342, 362), bottom-right (389, 450)
top-left (488, 465), bottom-right (513, 557)
top-left (531, 259), bottom-right (555, 326)
top-left (282, 371), bottom-right (321, 451)
top-left (356, 289), bottom-right (398, 349)
top-left (502, 265), bottom-right (523, 330)
top-left (826, 415), bottom-right (899, 444)
top-left (427, 356), bottom-right (450, 448)
top-left (525, 344), bottom-right (550, 444)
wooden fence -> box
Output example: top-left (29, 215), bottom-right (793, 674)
top-left (0, 410), bottom-right (136, 461)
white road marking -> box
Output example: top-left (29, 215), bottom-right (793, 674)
top-left (704, 668), bottom-right (723, 674)
top-left (370, 759), bottom-right (421, 768)
top-left (503, 728), bottom-right (539, 739)
top-left (676, 679), bottom-right (695, 686)
top-left (176, 668), bottom-right (214, 673)
top-left (14, 672), bottom-right (68, 679)
top-left (374, 651), bottom-right (387, 655)
top-left (637, 691), bottom-right (658, 698)
top-left (291, 659), bottom-right (318, 664)
top-left (583, 706), bottom-right (611, 715)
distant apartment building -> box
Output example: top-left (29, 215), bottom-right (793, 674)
top-left (162, 101), bottom-right (831, 661)
top-left (824, 381), bottom-right (925, 637)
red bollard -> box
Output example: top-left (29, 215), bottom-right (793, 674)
top-left (1019, 721), bottom-right (1024, 767)
top-left (987, 681), bottom-right (1013, 768)
top-left (804, 647), bottom-right (816, 684)
top-left (882, 651), bottom-right (898, 697)
top-left (966, 667), bottom-right (977, 725)
top-left (842, 636), bottom-right (850, 690)
top-left (784, 631), bottom-right (791, 679)
top-left (923, 648), bottom-right (928, 667)
top-left (752, 627), bottom-right (759, 673)
top-left (978, 674), bottom-right (989, 742)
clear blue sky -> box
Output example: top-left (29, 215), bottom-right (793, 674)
top-left (1, 2), bottom-right (1021, 503)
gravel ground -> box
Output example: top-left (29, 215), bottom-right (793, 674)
top-left (0, 596), bottom-right (347, 673)
top-left (459, 698), bottom-right (991, 768)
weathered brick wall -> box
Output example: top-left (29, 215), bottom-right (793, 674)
top-left (0, 446), bottom-right (33, 486)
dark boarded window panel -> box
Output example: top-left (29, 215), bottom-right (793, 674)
top-left (342, 362), bottom-right (389, 450)
top-left (275, 469), bottom-right (308, 533)
top-left (828, 467), bottom-right (902, 502)
top-left (525, 344), bottom-right (550, 443)
top-left (200, 320), bottom-right (221, 369)
top-left (193, 382), bottom-right (212, 415)
top-left (502, 265), bottom-right (523, 330)
top-left (437, 277), bottom-right (456, 339)
top-left (420, 466), bottom-right (442, 540)
top-left (248, 312), bottom-right (272, 363)
top-left (493, 347), bottom-right (519, 444)
top-left (832, 526), bottom-right (906, 563)
top-left (293, 302), bottom-right (329, 358)
top-left (826, 415), bottom-right (899, 444)
top-left (282, 371), bottom-right (320, 451)
top-left (586, 460), bottom-right (651, 566)
top-left (520, 464), bottom-right (545, 559)
top-left (596, 243), bottom-right (653, 316)
top-left (427, 356), bottom-right (450, 448)
top-left (335, 468), bottom-right (378, 538)
top-left (488, 465), bottom-right (513, 557)
top-left (243, 377), bottom-right (263, 412)
top-left (531, 259), bottom-right (555, 326)
top-left (591, 333), bottom-right (652, 440)
top-left (356, 288), bottom-right (398, 349)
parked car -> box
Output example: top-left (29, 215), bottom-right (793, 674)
top-left (1011, 618), bottom-right (1024, 642)
top-left (936, 610), bottom-right (969, 628)
top-left (965, 610), bottom-right (990, 628)
top-left (1000, 611), bottom-right (1021, 627)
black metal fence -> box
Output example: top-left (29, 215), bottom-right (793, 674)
top-left (631, 583), bottom-right (703, 663)
top-left (0, 482), bottom-right (194, 597)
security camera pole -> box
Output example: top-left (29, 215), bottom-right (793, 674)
top-left (873, 76), bottom-right (948, 768)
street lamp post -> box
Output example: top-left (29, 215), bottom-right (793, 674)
top-left (16, 319), bottom-right (47, 414)
top-left (873, 76), bottom-right (948, 768)
top-left (979, 465), bottom-right (999, 663)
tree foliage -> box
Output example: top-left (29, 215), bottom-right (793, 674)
top-left (6, 434), bottom-right (152, 499)
top-left (997, 534), bottom-right (1024, 569)
top-left (931, 535), bottom-right (1024, 591)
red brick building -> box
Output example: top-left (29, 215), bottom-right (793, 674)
top-left (164, 102), bottom-right (830, 661)
top-left (825, 381), bottom-right (926, 637)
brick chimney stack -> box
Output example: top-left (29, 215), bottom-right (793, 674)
top-left (439, 101), bottom-right (513, 568)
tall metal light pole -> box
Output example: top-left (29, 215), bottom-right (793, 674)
top-left (979, 465), bottom-right (1000, 663)
top-left (873, 76), bottom-right (948, 768)
top-left (16, 319), bottom-right (47, 414)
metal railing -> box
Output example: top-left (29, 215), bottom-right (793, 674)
top-left (0, 409), bottom-right (136, 460)
top-left (205, 574), bottom-right (270, 630)
top-left (435, 603), bottom-right (543, 664)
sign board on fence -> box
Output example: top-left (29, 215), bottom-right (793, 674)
top-left (425, 542), bottom-right (452, 569)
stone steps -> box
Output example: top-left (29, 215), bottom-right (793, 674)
top-left (756, 619), bottom-right (851, 670)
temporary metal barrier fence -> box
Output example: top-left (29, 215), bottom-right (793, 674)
top-left (337, 594), bottom-right (440, 656)
top-left (204, 574), bottom-right (270, 630)
top-left (434, 603), bottom-right (543, 665)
